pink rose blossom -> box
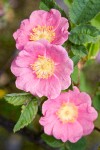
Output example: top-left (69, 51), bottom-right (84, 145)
top-left (39, 87), bottom-right (98, 143)
top-left (13, 9), bottom-right (69, 50)
top-left (11, 40), bottom-right (73, 99)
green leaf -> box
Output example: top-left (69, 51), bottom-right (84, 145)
top-left (69, 25), bottom-right (100, 45)
top-left (4, 93), bottom-right (32, 106)
top-left (79, 70), bottom-right (93, 94)
top-left (60, 147), bottom-right (68, 150)
top-left (41, 134), bottom-right (63, 148)
top-left (69, 0), bottom-right (100, 24)
top-left (88, 41), bottom-right (100, 59)
top-left (72, 55), bottom-right (80, 66)
top-left (14, 99), bottom-right (38, 132)
top-left (91, 12), bottom-right (100, 30)
top-left (93, 94), bottom-right (100, 111)
top-left (39, 0), bottom-right (67, 18)
top-left (67, 138), bottom-right (86, 150)
top-left (64, 0), bottom-right (73, 8)
top-left (71, 45), bottom-right (87, 57)
top-left (71, 66), bottom-right (79, 84)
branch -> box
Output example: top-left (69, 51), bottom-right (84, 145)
top-left (94, 127), bottom-right (100, 132)
top-left (0, 115), bottom-right (54, 150)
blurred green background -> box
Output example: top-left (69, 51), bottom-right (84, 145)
top-left (0, 0), bottom-right (100, 150)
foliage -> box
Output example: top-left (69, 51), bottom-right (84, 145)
top-left (5, 93), bottom-right (38, 132)
top-left (66, 138), bottom-right (86, 150)
top-left (4, 93), bottom-right (32, 106)
top-left (71, 66), bottom-right (79, 84)
top-left (71, 45), bottom-right (87, 57)
top-left (93, 94), bottom-right (100, 111)
top-left (69, 25), bottom-right (100, 45)
top-left (41, 134), bottom-right (64, 148)
top-left (14, 98), bottom-right (38, 132)
top-left (69, 0), bottom-right (100, 24)
top-left (88, 41), bottom-right (100, 59)
top-left (42, 134), bottom-right (86, 150)
top-left (91, 13), bottom-right (100, 30)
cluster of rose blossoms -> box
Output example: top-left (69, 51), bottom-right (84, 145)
top-left (11, 9), bottom-right (98, 143)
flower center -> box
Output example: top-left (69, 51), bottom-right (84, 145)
top-left (57, 102), bottom-right (78, 123)
top-left (30, 55), bottom-right (55, 79)
top-left (29, 25), bottom-right (55, 42)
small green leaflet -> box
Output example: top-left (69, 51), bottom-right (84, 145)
top-left (60, 147), bottom-right (68, 150)
top-left (91, 13), bottom-right (100, 30)
top-left (88, 41), bottom-right (100, 59)
top-left (71, 45), bottom-right (87, 58)
top-left (93, 94), bottom-right (100, 111)
top-left (69, 0), bottom-right (100, 24)
top-left (4, 93), bottom-right (32, 106)
top-left (71, 66), bottom-right (79, 84)
top-left (66, 138), bottom-right (86, 150)
top-left (39, 0), bottom-right (67, 18)
top-left (42, 134), bottom-right (86, 150)
top-left (69, 25), bottom-right (100, 45)
top-left (70, 44), bottom-right (87, 66)
top-left (71, 55), bottom-right (80, 66)
top-left (14, 99), bottom-right (38, 132)
top-left (67, 40), bottom-right (87, 67)
top-left (41, 134), bottom-right (64, 148)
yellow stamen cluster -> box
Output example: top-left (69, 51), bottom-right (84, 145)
top-left (57, 102), bottom-right (78, 123)
top-left (30, 55), bottom-right (55, 79)
top-left (29, 25), bottom-right (55, 42)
